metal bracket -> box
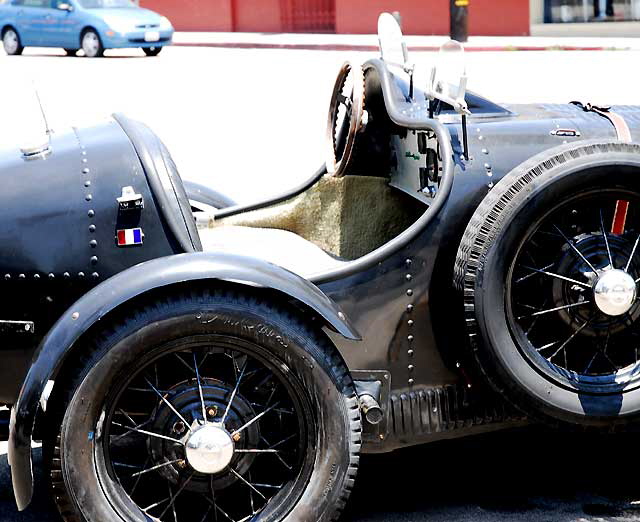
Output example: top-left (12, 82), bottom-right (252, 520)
top-left (0, 320), bottom-right (35, 335)
top-left (117, 186), bottom-right (144, 211)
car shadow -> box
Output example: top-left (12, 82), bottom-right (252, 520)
top-left (344, 426), bottom-right (640, 521)
top-left (2, 428), bottom-right (640, 521)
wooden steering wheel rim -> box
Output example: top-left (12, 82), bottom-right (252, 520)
top-left (325, 61), bottom-right (364, 178)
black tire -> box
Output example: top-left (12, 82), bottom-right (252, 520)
top-left (455, 140), bottom-right (640, 428)
top-left (64, 48), bottom-right (78, 56)
top-left (81, 29), bottom-right (103, 58)
top-left (47, 289), bottom-right (361, 522)
top-left (2, 27), bottom-right (23, 55)
top-left (143, 46), bottom-right (163, 56)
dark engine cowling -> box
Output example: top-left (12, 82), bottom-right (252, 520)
top-left (0, 114), bottom-right (199, 403)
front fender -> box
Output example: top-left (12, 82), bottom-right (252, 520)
top-left (9, 252), bottom-right (359, 510)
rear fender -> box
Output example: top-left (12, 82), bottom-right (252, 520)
top-left (9, 252), bottom-right (360, 510)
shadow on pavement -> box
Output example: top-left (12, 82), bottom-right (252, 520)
top-left (3, 427), bottom-right (640, 521)
top-left (344, 426), bottom-right (640, 522)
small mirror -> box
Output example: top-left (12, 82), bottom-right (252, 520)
top-left (428, 40), bottom-right (468, 113)
top-left (57, 2), bottom-right (72, 10)
top-left (378, 12), bottom-right (408, 67)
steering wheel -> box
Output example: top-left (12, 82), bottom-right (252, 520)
top-left (326, 61), bottom-right (365, 177)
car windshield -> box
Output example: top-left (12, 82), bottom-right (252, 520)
top-left (78, 0), bottom-right (134, 7)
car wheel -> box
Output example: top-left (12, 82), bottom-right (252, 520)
top-left (81, 30), bottom-right (104, 58)
top-left (2, 28), bottom-right (23, 56)
top-left (456, 141), bottom-right (640, 428)
top-left (143, 46), bottom-right (163, 56)
top-left (47, 289), bottom-right (361, 522)
top-left (64, 48), bottom-right (78, 56)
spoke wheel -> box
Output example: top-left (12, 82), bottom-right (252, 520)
top-left (508, 190), bottom-right (640, 392)
top-left (48, 291), bottom-right (360, 522)
top-left (100, 337), bottom-right (313, 522)
top-left (455, 141), bottom-right (640, 426)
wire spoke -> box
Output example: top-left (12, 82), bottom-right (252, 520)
top-left (144, 377), bottom-right (192, 431)
top-left (521, 265), bottom-right (591, 288)
top-left (230, 468), bottom-right (267, 500)
top-left (626, 233), bottom-right (640, 272)
top-left (600, 209), bottom-right (615, 268)
top-left (231, 402), bottom-right (280, 437)
top-left (553, 224), bottom-right (598, 274)
top-left (131, 459), bottom-right (183, 478)
top-left (515, 263), bottom-right (555, 283)
top-left (548, 319), bottom-right (592, 361)
top-left (518, 300), bottom-right (591, 320)
top-left (175, 353), bottom-right (196, 374)
top-left (192, 350), bottom-right (208, 423)
top-left (220, 360), bottom-right (247, 425)
top-left (158, 472), bottom-right (194, 519)
top-left (112, 422), bottom-right (183, 445)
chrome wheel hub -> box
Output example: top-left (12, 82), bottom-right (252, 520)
top-left (594, 268), bottom-right (637, 316)
top-left (185, 424), bottom-right (234, 474)
top-left (4, 31), bottom-right (17, 54)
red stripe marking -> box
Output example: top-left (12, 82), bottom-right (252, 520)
top-left (611, 200), bottom-right (629, 235)
top-left (117, 229), bottom-right (126, 245)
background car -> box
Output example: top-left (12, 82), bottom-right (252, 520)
top-left (0, 0), bottom-right (173, 57)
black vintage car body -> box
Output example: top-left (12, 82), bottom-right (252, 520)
top-left (4, 13), bottom-right (640, 522)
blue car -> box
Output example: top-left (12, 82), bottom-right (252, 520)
top-left (0, 0), bottom-right (173, 57)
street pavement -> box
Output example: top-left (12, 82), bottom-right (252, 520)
top-left (2, 41), bottom-right (640, 521)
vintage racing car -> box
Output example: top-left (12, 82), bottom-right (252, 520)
top-left (3, 13), bottom-right (640, 522)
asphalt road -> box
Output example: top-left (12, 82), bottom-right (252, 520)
top-left (4, 429), bottom-right (640, 522)
top-left (2, 43), bottom-right (640, 522)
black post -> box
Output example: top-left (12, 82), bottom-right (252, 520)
top-left (450, 0), bottom-right (469, 42)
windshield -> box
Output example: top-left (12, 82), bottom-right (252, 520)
top-left (78, 0), bottom-right (134, 7)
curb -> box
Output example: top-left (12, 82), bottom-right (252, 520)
top-left (172, 42), bottom-right (626, 52)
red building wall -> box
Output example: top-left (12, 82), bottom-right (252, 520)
top-left (335, 0), bottom-right (529, 35)
top-left (144, 0), bottom-right (233, 31)
top-left (142, 0), bottom-right (530, 36)
top-left (234, 0), bottom-right (282, 32)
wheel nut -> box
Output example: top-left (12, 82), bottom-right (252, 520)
top-left (173, 421), bottom-right (186, 434)
top-left (177, 459), bottom-right (187, 469)
top-left (232, 433), bottom-right (241, 442)
top-left (207, 407), bottom-right (217, 418)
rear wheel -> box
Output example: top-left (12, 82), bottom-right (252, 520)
top-left (143, 46), bottom-right (163, 56)
top-left (48, 290), bottom-right (361, 522)
top-left (2, 28), bottom-right (23, 55)
top-left (456, 141), bottom-right (640, 428)
top-left (81, 30), bottom-right (103, 58)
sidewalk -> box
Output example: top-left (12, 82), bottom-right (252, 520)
top-left (172, 29), bottom-right (640, 52)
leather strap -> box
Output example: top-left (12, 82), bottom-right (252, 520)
top-left (571, 101), bottom-right (632, 142)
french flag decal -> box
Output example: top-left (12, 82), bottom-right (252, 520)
top-left (116, 228), bottom-right (144, 247)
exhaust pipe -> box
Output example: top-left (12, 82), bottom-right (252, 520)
top-left (355, 380), bottom-right (384, 425)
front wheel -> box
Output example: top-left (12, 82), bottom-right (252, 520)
top-left (48, 290), bottom-right (361, 522)
top-left (2, 28), bottom-right (23, 55)
top-left (81, 30), bottom-right (104, 58)
top-left (143, 46), bottom-right (163, 56)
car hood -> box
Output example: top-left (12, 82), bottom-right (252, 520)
top-left (89, 7), bottom-right (163, 25)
